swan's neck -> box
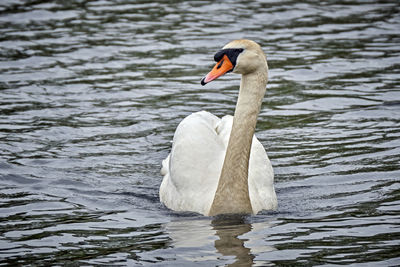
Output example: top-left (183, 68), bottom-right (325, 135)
top-left (209, 69), bottom-right (268, 216)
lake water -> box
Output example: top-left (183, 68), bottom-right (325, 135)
top-left (1, 0), bottom-right (399, 266)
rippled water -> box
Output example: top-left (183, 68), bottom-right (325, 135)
top-left (1, 0), bottom-right (399, 266)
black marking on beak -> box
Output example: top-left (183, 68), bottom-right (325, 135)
top-left (216, 59), bottom-right (224, 69)
top-left (213, 48), bottom-right (244, 67)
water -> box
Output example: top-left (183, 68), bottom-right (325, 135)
top-left (0, 0), bottom-right (399, 265)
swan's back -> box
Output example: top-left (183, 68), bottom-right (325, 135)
top-left (160, 111), bottom-right (277, 215)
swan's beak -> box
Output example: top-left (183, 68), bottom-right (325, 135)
top-left (201, 55), bottom-right (234, 86)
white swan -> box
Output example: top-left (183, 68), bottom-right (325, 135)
top-left (160, 39), bottom-right (277, 216)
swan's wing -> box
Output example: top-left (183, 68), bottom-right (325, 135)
top-left (248, 136), bottom-right (278, 213)
top-left (160, 111), bottom-right (226, 215)
top-left (160, 111), bottom-right (277, 215)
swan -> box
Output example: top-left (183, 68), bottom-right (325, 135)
top-left (160, 39), bottom-right (277, 216)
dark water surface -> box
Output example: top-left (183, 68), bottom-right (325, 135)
top-left (1, 0), bottom-right (400, 266)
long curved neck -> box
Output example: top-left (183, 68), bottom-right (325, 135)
top-left (209, 68), bottom-right (268, 216)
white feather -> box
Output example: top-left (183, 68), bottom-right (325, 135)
top-left (160, 110), bottom-right (277, 215)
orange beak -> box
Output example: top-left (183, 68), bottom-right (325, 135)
top-left (201, 54), bottom-right (234, 86)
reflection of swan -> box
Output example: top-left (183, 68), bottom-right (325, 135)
top-left (164, 217), bottom-right (274, 266)
top-left (212, 216), bottom-right (254, 267)
top-left (160, 39), bottom-right (277, 216)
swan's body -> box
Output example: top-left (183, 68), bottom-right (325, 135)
top-left (160, 40), bottom-right (277, 216)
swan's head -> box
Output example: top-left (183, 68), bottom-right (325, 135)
top-left (201, 39), bottom-right (267, 86)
